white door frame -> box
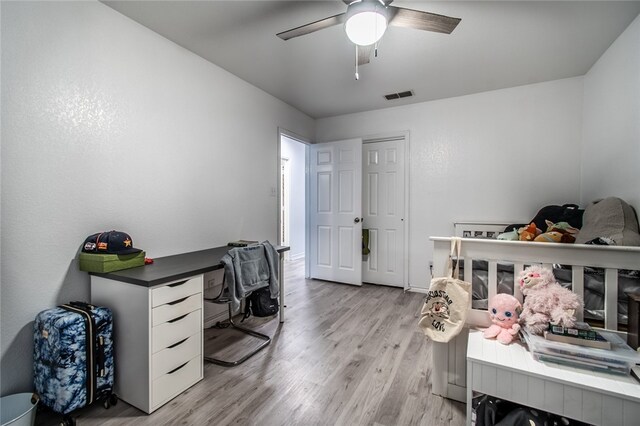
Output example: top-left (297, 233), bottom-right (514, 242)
top-left (280, 157), bottom-right (291, 259)
top-left (277, 128), bottom-right (311, 261)
top-left (308, 131), bottom-right (410, 288)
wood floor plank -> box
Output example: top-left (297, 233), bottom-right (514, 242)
top-left (35, 258), bottom-right (465, 426)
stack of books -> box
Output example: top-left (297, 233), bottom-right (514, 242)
top-left (543, 322), bottom-right (611, 350)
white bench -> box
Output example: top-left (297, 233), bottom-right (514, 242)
top-left (466, 330), bottom-right (640, 426)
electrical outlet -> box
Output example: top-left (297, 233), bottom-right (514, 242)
top-left (206, 279), bottom-right (217, 289)
top-left (270, 186), bottom-right (277, 197)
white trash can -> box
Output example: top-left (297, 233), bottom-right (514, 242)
top-left (0, 393), bottom-right (38, 426)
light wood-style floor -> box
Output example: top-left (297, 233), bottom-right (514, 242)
top-left (37, 259), bottom-right (465, 425)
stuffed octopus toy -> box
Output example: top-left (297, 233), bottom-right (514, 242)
top-left (518, 265), bottom-right (583, 335)
top-left (484, 293), bottom-right (522, 344)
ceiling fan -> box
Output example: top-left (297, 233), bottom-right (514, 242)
top-left (277, 0), bottom-right (461, 76)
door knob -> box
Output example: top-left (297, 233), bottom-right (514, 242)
top-left (354, 217), bottom-right (363, 223)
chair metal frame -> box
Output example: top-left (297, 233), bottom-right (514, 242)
top-left (203, 277), bottom-right (271, 367)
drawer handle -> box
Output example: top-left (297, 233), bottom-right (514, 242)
top-left (167, 280), bottom-right (188, 288)
top-left (167, 337), bottom-right (188, 349)
top-left (168, 314), bottom-right (188, 323)
top-left (167, 362), bottom-right (188, 375)
top-left (167, 296), bottom-right (188, 306)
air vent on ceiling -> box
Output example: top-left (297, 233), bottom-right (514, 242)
top-left (384, 90), bottom-right (413, 100)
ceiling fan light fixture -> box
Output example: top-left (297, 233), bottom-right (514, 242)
top-left (345, 0), bottom-right (388, 46)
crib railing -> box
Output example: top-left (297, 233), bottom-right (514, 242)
top-left (429, 236), bottom-right (640, 402)
top-left (431, 237), bottom-right (640, 331)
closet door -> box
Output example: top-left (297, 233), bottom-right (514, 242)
top-left (309, 139), bottom-right (363, 286)
top-left (362, 139), bottom-right (405, 287)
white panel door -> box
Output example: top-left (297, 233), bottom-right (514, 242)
top-left (309, 139), bottom-right (362, 286)
top-left (362, 140), bottom-right (405, 287)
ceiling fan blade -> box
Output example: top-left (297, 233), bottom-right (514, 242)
top-left (358, 44), bottom-right (373, 66)
top-left (277, 13), bottom-right (346, 40)
top-left (388, 6), bottom-right (461, 34)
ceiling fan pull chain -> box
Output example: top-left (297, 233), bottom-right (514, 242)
top-left (374, 2), bottom-right (381, 58)
top-left (355, 45), bottom-right (359, 80)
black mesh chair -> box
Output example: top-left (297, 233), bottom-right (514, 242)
top-left (203, 244), bottom-right (275, 367)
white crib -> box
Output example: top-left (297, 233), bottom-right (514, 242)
top-left (429, 236), bottom-right (640, 403)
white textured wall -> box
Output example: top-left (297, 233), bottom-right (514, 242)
top-left (581, 14), bottom-right (640, 213)
top-left (0, 1), bottom-right (314, 394)
top-left (316, 78), bottom-right (584, 291)
top-left (280, 136), bottom-right (306, 260)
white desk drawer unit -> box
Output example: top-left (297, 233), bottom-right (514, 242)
top-left (91, 274), bottom-right (204, 414)
top-left (150, 282), bottom-right (202, 410)
top-left (466, 329), bottom-right (640, 426)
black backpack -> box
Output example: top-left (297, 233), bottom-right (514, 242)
top-left (242, 287), bottom-right (279, 321)
top-left (505, 203), bottom-right (584, 233)
top-left (531, 203), bottom-right (584, 229)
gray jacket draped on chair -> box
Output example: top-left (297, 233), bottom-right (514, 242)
top-left (221, 241), bottom-right (279, 311)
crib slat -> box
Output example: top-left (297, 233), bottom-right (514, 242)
top-left (448, 333), bottom-right (458, 387)
top-left (432, 240), bottom-right (450, 278)
top-left (513, 263), bottom-right (524, 302)
top-left (572, 266), bottom-right (584, 322)
top-left (488, 261), bottom-right (497, 302)
top-left (454, 328), bottom-right (468, 386)
top-left (604, 268), bottom-right (618, 330)
top-left (432, 341), bottom-right (449, 398)
top-left (464, 258), bottom-right (473, 284)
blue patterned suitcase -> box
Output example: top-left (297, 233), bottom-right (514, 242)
top-left (33, 302), bottom-right (117, 424)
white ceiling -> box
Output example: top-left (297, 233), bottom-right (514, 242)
top-left (103, 1), bottom-right (640, 119)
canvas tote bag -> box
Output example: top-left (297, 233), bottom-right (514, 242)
top-left (418, 237), bottom-right (471, 342)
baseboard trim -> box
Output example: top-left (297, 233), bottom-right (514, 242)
top-left (289, 252), bottom-right (305, 261)
top-left (204, 311), bottom-right (229, 328)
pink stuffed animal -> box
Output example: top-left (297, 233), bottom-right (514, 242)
top-left (484, 293), bottom-right (522, 344)
top-left (518, 265), bottom-right (582, 335)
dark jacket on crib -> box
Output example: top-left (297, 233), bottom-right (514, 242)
top-left (221, 241), bottom-right (279, 311)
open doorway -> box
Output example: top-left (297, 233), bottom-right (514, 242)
top-left (306, 133), bottom-right (409, 289)
top-left (279, 132), bottom-right (307, 264)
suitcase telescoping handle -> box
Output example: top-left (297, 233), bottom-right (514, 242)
top-left (68, 301), bottom-right (106, 377)
top-left (70, 301), bottom-right (95, 311)
top-left (60, 303), bottom-right (97, 405)
top-left (68, 302), bottom-right (106, 376)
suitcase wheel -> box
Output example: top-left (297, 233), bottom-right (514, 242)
top-left (103, 393), bottom-right (118, 409)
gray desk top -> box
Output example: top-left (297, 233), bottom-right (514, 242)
top-left (91, 244), bottom-right (289, 287)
